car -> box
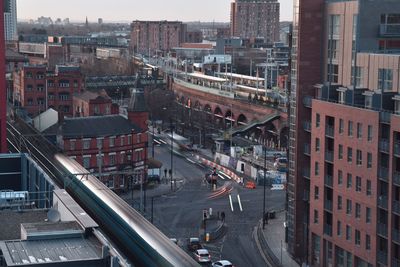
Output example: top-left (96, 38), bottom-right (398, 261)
top-left (193, 249), bottom-right (211, 263)
top-left (188, 237), bottom-right (203, 252)
top-left (169, 238), bottom-right (178, 245)
top-left (212, 260), bottom-right (234, 267)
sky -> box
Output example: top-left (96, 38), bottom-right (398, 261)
top-left (17, 0), bottom-right (293, 23)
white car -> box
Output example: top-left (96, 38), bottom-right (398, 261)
top-left (212, 260), bottom-right (234, 267)
top-left (193, 249), bottom-right (211, 263)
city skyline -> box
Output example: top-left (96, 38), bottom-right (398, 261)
top-left (17, 0), bottom-right (293, 23)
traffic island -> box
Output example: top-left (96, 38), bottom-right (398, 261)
top-left (199, 215), bottom-right (228, 243)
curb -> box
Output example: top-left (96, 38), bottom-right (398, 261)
top-left (255, 219), bottom-right (283, 267)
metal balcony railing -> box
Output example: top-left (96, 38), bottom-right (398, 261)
top-left (395, 143), bottom-right (400, 157)
top-left (378, 251), bottom-right (388, 265)
top-left (378, 195), bottom-right (388, 210)
top-left (378, 223), bottom-right (388, 237)
top-left (303, 168), bottom-right (310, 179)
top-left (393, 258), bottom-right (400, 267)
top-left (325, 125), bottom-right (334, 138)
top-left (325, 151), bottom-right (334, 163)
top-left (324, 175), bottom-right (333, 188)
top-left (303, 190), bottom-right (310, 202)
top-left (380, 24), bottom-right (400, 36)
top-left (303, 96), bottom-right (312, 108)
top-left (323, 224), bottom-right (332, 236)
top-left (324, 200), bottom-right (333, 212)
top-left (394, 171), bottom-right (400, 186)
top-left (304, 143), bottom-right (311, 156)
top-left (393, 228), bottom-right (400, 244)
top-left (394, 200), bottom-right (400, 215)
top-left (380, 111), bottom-right (391, 123)
top-left (378, 167), bottom-right (389, 182)
top-left (379, 139), bottom-right (390, 153)
top-left (303, 121), bottom-right (311, 132)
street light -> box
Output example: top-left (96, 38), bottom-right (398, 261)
top-left (263, 145), bottom-right (267, 229)
top-left (170, 120), bottom-right (174, 191)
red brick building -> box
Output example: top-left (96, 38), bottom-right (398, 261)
top-left (131, 20), bottom-right (187, 56)
top-left (0, 4), bottom-right (6, 153)
top-left (13, 65), bottom-right (84, 117)
top-left (289, 0), bottom-right (400, 266)
top-left (73, 90), bottom-right (119, 117)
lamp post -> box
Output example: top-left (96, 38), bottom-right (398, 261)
top-left (170, 120), bottom-right (174, 191)
top-left (263, 145), bottom-right (267, 229)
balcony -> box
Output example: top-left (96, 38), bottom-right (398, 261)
top-left (303, 190), bottom-right (310, 202)
top-left (323, 224), bottom-right (332, 237)
top-left (304, 143), bottom-right (311, 156)
top-left (394, 200), bottom-right (400, 215)
top-left (380, 111), bottom-right (391, 124)
top-left (378, 195), bottom-right (388, 210)
top-left (303, 168), bottom-right (310, 179)
top-left (303, 96), bottom-right (312, 108)
top-left (378, 251), bottom-right (388, 266)
top-left (393, 258), bottom-right (400, 267)
top-left (380, 23), bottom-right (400, 36)
top-left (303, 121), bottom-right (311, 132)
top-left (324, 200), bottom-right (333, 212)
top-left (325, 150), bottom-right (334, 163)
top-left (378, 167), bottom-right (389, 182)
top-left (394, 171), bottom-right (400, 186)
top-left (378, 223), bottom-right (388, 238)
top-left (324, 175), bottom-right (333, 188)
top-left (393, 228), bottom-right (400, 244)
top-left (379, 139), bottom-right (390, 153)
top-left (325, 125), bottom-right (334, 138)
top-left (395, 143), bottom-right (400, 157)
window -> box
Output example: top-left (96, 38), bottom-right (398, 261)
top-left (346, 225), bottom-right (351, 241)
top-left (339, 119), bottom-right (344, 134)
top-left (338, 170), bottom-right (343, 185)
top-left (346, 199), bottom-right (352, 215)
top-left (366, 207), bottom-right (371, 223)
top-left (26, 85), bottom-right (33, 91)
top-left (327, 64), bottom-right (339, 83)
top-left (315, 186), bottom-right (319, 200)
top-left (314, 210), bottom-right (319, 224)
top-left (108, 178), bottom-right (114, 189)
top-left (315, 162), bottom-right (319, 176)
top-left (37, 84), bottom-right (44, 92)
top-left (26, 72), bottom-right (32, 78)
top-left (316, 138), bottom-right (320, 152)
top-left (316, 113), bottom-right (320, 128)
top-left (367, 153), bottom-right (372, 168)
top-left (97, 138), bottom-right (103, 149)
top-left (367, 125), bottom-right (373, 141)
top-left (338, 195), bottom-right (342, 210)
top-left (137, 133), bottom-right (141, 143)
top-left (328, 39), bottom-right (338, 59)
top-left (367, 180), bottom-right (372, 196)
top-left (70, 140), bottom-right (75, 150)
top-left (110, 137), bottom-right (115, 147)
top-left (83, 156), bottom-right (91, 169)
top-left (356, 150), bottom-right (362, 165)
top-left (378, 68), bottom-right (393, 91)
top-left (355, 203), bottom-right (361, 218)
top-left (83, 139), bottom-right (90, 149)
top-left (338, 144), bottom-right (343, 159)
top-left (106, 105), bottom-right (111, 115)
top-left (128, 135), bottom-right (132, 145)
top-left (355, 230), bottom-right (361, 246)
top-left (356, 176), bottom-right (362, 192)
top-left (357, 123), bottom-right (362, 139)
top-left (109, 154), bottom-right (116, 165)
top-left (347, 147), bottom-right (353, 163)
top-left (348, 121), bottom-right (353, 136)
top-left (94, 105), bottom-right (100, 115)
top-left (366, 234), bottom-right (371, 250)
top-left (121, 136), bottom-right (125, 146)
top-left (329, 15), bottom-right (340, 36)
top-left (347, 173), bottom-right (352, 188)
top-left (351, 66), bottom-right (363, 87)
top-left (337, 221), bottom-right (341, 236)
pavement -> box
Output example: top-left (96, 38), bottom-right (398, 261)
top-left (257, 211), bottom-right (299, 267)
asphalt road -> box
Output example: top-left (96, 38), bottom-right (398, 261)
top-left (145, 143), bottom-right (286, 267)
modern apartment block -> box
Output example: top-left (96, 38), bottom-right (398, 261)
top-left (288, 0), bottom-right (400, 266)
top-left (230, 0), bottom-right (280, 45)
top-left (0, 3), bottom-right (5, 153)
top-left (4, 0), bottom-right (17, 41)
top-left (130, 20), bottom-right (187, 56)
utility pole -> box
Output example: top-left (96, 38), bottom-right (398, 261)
top-left (170, 121), bottom-right (174, 191)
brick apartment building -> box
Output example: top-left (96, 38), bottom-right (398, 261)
top-left (230, 0), bottom-right (280, 45)
top-left (13, 65), bottom-right (83, 117)
top-left (130, 20), bottom-right (187, 56)
top-left (288, 0), bottom-right (400, 266)
top-left (73, 90), bottom-right (119, 117)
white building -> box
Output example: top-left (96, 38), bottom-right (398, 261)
top-left (4, 0), bottom-right (17, 41)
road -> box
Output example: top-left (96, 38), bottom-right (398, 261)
top-left (145, 143), bottom-right (285, 267)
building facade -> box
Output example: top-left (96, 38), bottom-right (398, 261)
top-left (4, 0), bottom-right (17, 41)
top-left (130, 20), bottom-right (187, 56)
top-left (289, 0), bottom-right (400, 266)
top-left (0, 3), bottom-right (6, 153)
top-left (13, 65), bottom-right (84, 117)
top-left (73, 90), bottom-right (119, 117)
top-left (230, 0), bottom-right (280, 45)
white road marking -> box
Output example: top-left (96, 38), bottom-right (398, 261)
top-left (186, 158), bottom-right (196, 164)
top-left (237, 194), bottom-right (243, 212)
top-left (229, 194), bottom-right (234, 212)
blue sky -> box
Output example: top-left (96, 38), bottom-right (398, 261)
top-left (18, 0), bottom-right (293, 23)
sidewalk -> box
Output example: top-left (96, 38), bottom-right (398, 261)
top-left (257, 211), bottom-right (299, 267)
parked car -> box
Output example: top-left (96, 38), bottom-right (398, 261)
top-left (193, 249), bottom-right (211, 263)
top-left (212, 260), bottom-right (234, 267)
top-left (188, 237), bottom-right (203, 252)
top-left (169, 238), bottom-right (178, 245)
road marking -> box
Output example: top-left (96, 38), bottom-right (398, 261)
top-left (218, 172), bottom-right (231, 180)
top-left (237, 194), bottom-right (243, 212)
top-left (158, 139), bottom-right (167, 144)
top-left (229, 194), bottom-right (234, 212)
top-left (153, 139), bottom-right (162, 144)
top-left (186, 158), bottom-right (196, 164)
top-left (217, 174), bottom-right (225, 180)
